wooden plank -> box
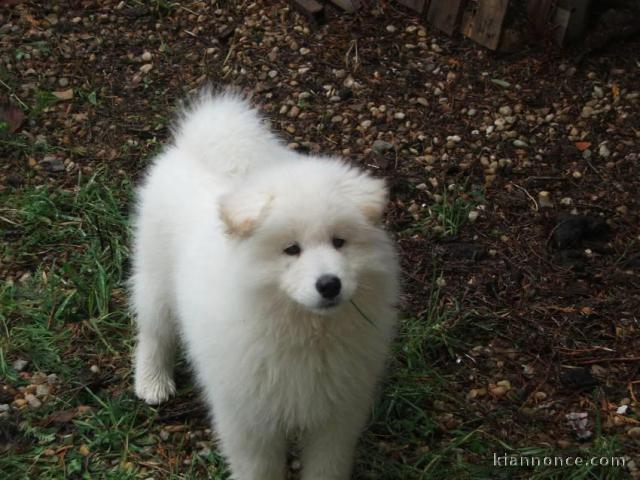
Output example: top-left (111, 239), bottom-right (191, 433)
top-left (553, 0), bottom-right (591, 45)
top-left (427, 0), bottom-right (466, 35)
top-left (290, 0), bottom-right (326, 28)
top-left (397, 0), bottom-right (429, 14)
top-left (461, 0), bottom-right (509, 50)
top-left (329, 0), bottom-right (362, 12)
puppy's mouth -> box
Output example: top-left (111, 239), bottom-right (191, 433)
top-left (310, 297), bottom-right (342, 314)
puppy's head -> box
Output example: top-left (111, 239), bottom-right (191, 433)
top-left (219, 158), bottom-right (394, 315)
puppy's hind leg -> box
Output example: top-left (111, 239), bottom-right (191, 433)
top-left (132, 274), bottom-right (177, 405)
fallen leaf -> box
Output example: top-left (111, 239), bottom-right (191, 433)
top-left (611, 84), bottom-right (620, 101)
top-left (575, 141), bottom-right (591, 151)
top-left (52, 89), bottom-right (74, 101)
top-left (0, 103), bottom-right (25, 133)
top-left (44, 408), bottom-right (79, 426)
top-left (490, 78), bottom-right (511, 88)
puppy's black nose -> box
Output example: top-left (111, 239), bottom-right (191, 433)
top-left (316, 275), bottom-right (342, 299)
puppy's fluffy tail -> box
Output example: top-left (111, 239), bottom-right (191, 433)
top-left (171, 89), bottom-right (284, 176)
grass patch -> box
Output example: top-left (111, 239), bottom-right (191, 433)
top-left (429, 188), bottom-right (474, 237)
top-left (0, 172), bottom-right (132, 380)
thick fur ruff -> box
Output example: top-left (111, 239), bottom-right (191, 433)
top-left (130, 91), bottom-right (400, 480)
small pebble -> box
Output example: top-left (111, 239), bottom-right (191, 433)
top-left (628, 427), bottom-right (640, 438)
top-left (497, 379), bottom-right (511, 389)
top-left (581, 106), bottom-right (594, 118)
top-left (616, 205), bottom-right (628, 216)
top-left (372, 140), bottom-right (393, 154)
top-left (288, 106), bottom-right (300, 118)
top-left (490, 386), bottom-right (509, 397)
top-left (538, 191), bottom-right (553, 208)
top-left (31, 372), bottom-right (47, 384)
top-left (533, 391), bottom-right (547, 401)
top-left (12, 359), bottom-right (28, 371)
top-left (25, 394), bottom-right (42, 408)
top-left (36, 384), bottom-right (50, 397)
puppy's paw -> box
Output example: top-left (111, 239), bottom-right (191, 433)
top-left (134, 371), bottom-right (176, 405)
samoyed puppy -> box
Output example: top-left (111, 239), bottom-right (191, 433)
top-left (130, 91), bottom-right (399, 480)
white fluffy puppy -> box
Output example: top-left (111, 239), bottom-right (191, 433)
top-left (130, 91), bottom-right (399, 480)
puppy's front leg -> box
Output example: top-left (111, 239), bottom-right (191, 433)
top-left (300, 409), bottom-right (368, 480)
top-left (215, 412), bottom-right (287, 480)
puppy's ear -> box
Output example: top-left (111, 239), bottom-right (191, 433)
top-left (340, 170), bottom-right (388, 224)
top-left (219, 190), bottom-right (272, 237)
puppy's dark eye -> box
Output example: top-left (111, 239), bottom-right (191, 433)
top-left (283, 243), bottom-right (301, 256)
top-left (332, 237), bottom-right (346, 249)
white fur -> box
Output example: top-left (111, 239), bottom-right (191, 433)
top-left (130, 91), bottom-right (399, 480)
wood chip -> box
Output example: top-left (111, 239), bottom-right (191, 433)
top-left (53, 89), bottom-right (74, 101)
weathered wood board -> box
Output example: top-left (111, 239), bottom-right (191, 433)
top-left (427, 0), bottom-right (466, 35)
top-left (290, 0), bottom-right (326, 28)
top-left (397, 0), bottom-right (429, 14)
top-left (461, 0), bottom-right (509, 50)
top-left (553, 0), bottom-right (591, 45)
top-left (329, 0), bottom-right (363, 12)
